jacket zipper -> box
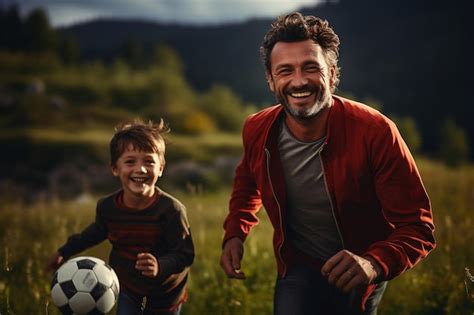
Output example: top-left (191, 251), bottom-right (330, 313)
top-left (319, 150), bottom-right (346, 248)
top-left (265, 148), bottom-right (287, 276)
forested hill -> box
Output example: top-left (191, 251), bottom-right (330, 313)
top-left (61, 0), bottom-right (472, 154)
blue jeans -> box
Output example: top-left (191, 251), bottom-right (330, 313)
top-left (274, 263), bottom-right (387, 315)
top-left (117, 292), bottom-right (182, 315)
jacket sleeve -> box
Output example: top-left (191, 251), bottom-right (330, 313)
top-left (364, 119), bottom-right (436, 281)
top-left (58, 202), bottom-right (108, 259)
top-left (222, 117), bottom-right (263, 245)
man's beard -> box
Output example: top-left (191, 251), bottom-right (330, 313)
top-left (277, 87), bottom-right (332, 120)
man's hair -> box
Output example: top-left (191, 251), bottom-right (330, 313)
top-left (260, 12), bottom-right (341, 91)
top-left (110, 119), bottom-right (169, 166)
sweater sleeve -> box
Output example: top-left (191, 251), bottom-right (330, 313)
top-left (58, 203), bottom-right (108, 259)
top-left (364, 119), bottom-right (436, 281)
top-left (155, 207), bottom-right (194, 282)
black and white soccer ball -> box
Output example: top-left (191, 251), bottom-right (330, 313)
top-left (51, 256), bottom-right (120, 314)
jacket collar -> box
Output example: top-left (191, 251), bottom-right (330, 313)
top-left (264, 95), bottom-right (344, 147)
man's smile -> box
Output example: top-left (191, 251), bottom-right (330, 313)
top-left (288, 91), bottom-right (313, 98)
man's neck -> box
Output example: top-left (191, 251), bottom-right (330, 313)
top-left (285, 104), bottom-right (332, 142)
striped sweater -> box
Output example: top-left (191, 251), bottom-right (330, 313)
top-left (58, 188), bottom-right (194, 309)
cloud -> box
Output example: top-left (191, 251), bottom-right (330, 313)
top-left (5, 0), bottom-right (322, 27)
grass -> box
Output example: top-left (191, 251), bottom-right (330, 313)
top-left (0, 158), bottom-right (473, 314)
top-left (0, 128), bottom-right (113, 145)
top-left (0, 129), bottom-right (242, 164)
top-left (0, 128), bottom-right (242, 147)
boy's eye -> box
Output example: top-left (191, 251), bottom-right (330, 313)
top-left (125, 160), bottom-right (135, 164)
top-left (145, 160), bottom-right (156, 165)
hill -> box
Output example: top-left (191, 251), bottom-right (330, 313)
top-left (60, 0), bottom-right (473, 154)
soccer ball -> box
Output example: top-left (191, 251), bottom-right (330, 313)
top-left (51, 256), bottom-right (120, 314)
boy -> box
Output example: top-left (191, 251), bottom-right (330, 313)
top-left (46, 119), bottom-right (194, 315)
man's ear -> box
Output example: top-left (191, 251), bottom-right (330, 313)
top-left (329, 65), bottom-right (337, 90)
top-left (266, 72), bottom-right (275, 92)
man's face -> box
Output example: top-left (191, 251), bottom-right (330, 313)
top-left (267, 39), bottom-right (336, 120)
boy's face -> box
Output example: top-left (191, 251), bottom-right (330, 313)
top-left (111, 143), bottom-right (164, 200)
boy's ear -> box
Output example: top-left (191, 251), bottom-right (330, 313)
top-left (111, 165), bottom-right (119, 177)
top-left (158, 163), bottom-right (164, 177)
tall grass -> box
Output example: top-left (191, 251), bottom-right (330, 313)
top-left (379, 159), bottom-right (474, 314)
top-left (0, 159), bottom-right (473, 314)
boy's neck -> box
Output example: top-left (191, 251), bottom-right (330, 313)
top-left (120, 188), bottom-right (159, 210)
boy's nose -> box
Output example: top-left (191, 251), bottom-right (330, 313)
top-left (137, 165), bottom-right (147, 173)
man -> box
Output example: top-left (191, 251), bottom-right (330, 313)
top-left (220, 12), bottom-right (436, 314)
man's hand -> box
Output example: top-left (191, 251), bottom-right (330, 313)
top-left (136, 253), bottom-right (159, 278)
top-left (321, 250), bottom-right (381, 293)
top-left (220, 237), bottom-right (246, 279)
top-left (45, 252), bottom-right (64, 271)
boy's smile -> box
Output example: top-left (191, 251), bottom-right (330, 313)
top-left (111, 143), bottom-right (164, 206)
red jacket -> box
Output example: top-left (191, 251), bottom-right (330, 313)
top-left (223, 95), bottom-right (435, 283)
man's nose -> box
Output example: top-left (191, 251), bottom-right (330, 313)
top-left (291, 69), bottom-right (308, 87)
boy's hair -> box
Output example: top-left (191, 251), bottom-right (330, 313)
top-left (110, 119), bottom-right (169, 166)
top-left (260, 12), bottom-right (341, 92)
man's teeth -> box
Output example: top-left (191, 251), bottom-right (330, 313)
top-left (290, 91), bottom-right (312, 98)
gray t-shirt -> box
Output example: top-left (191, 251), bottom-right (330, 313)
top-left (278, 120), bottom-right (343, 260)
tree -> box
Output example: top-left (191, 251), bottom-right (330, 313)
top-left (391, 115), bottom-right (422, 154)
top-left (153, 43), bottom-right (183, 74)
top-left (199, 85), bottom-right (247, 132)
top-left (362, 96), bottom-right (383, 111)
top-left (0, 5), bottom-right (23, 50)
top-left (121, 39), bottom-right (144, 69)
top-left (438, 118), bottom-right (469, 167)
top-left (24, 8), bottom-right (57, 52)
top-left (58, 36), bottom-right (80, 65)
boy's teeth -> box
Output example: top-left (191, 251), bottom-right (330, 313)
top-left (132, 177), bottom-right (147, 182)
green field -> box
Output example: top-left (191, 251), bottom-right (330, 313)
top-left (0, 158), bottom-right (473, 314)
top-left (1, 23), bottom-right (472, 314)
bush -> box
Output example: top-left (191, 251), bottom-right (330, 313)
top-left (109, 86), bottom-right (154, 110)
top-left (49, 83), bottom-right (107, 106)
top-left (438, 119), bottom-right (469, 167)
top-left (0, 51), bottom-right (61, 75)
top-left (3, 94), bottom-right (66, 127)
top-left (181, 110), bottom-right (217, 135)
top-left (199, 85), bottom-right (247, 132)
top-left (390, 115), bottom-right (422, 153)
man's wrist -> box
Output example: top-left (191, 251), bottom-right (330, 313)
top-left (364, 256), bottom-right (383, 283)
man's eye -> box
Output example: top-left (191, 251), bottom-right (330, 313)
top-left (305, 66), bottom-right (320, 73)
top-left (277, 69), bottom-right (292, 76)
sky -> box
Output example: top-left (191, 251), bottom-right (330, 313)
top-left (3, 0), bottom-right (325, 27)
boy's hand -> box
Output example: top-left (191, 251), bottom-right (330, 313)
top-left (45, 252), bottom-right (64, 271)
top-left (136, 253), bottom-right (159, 278)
